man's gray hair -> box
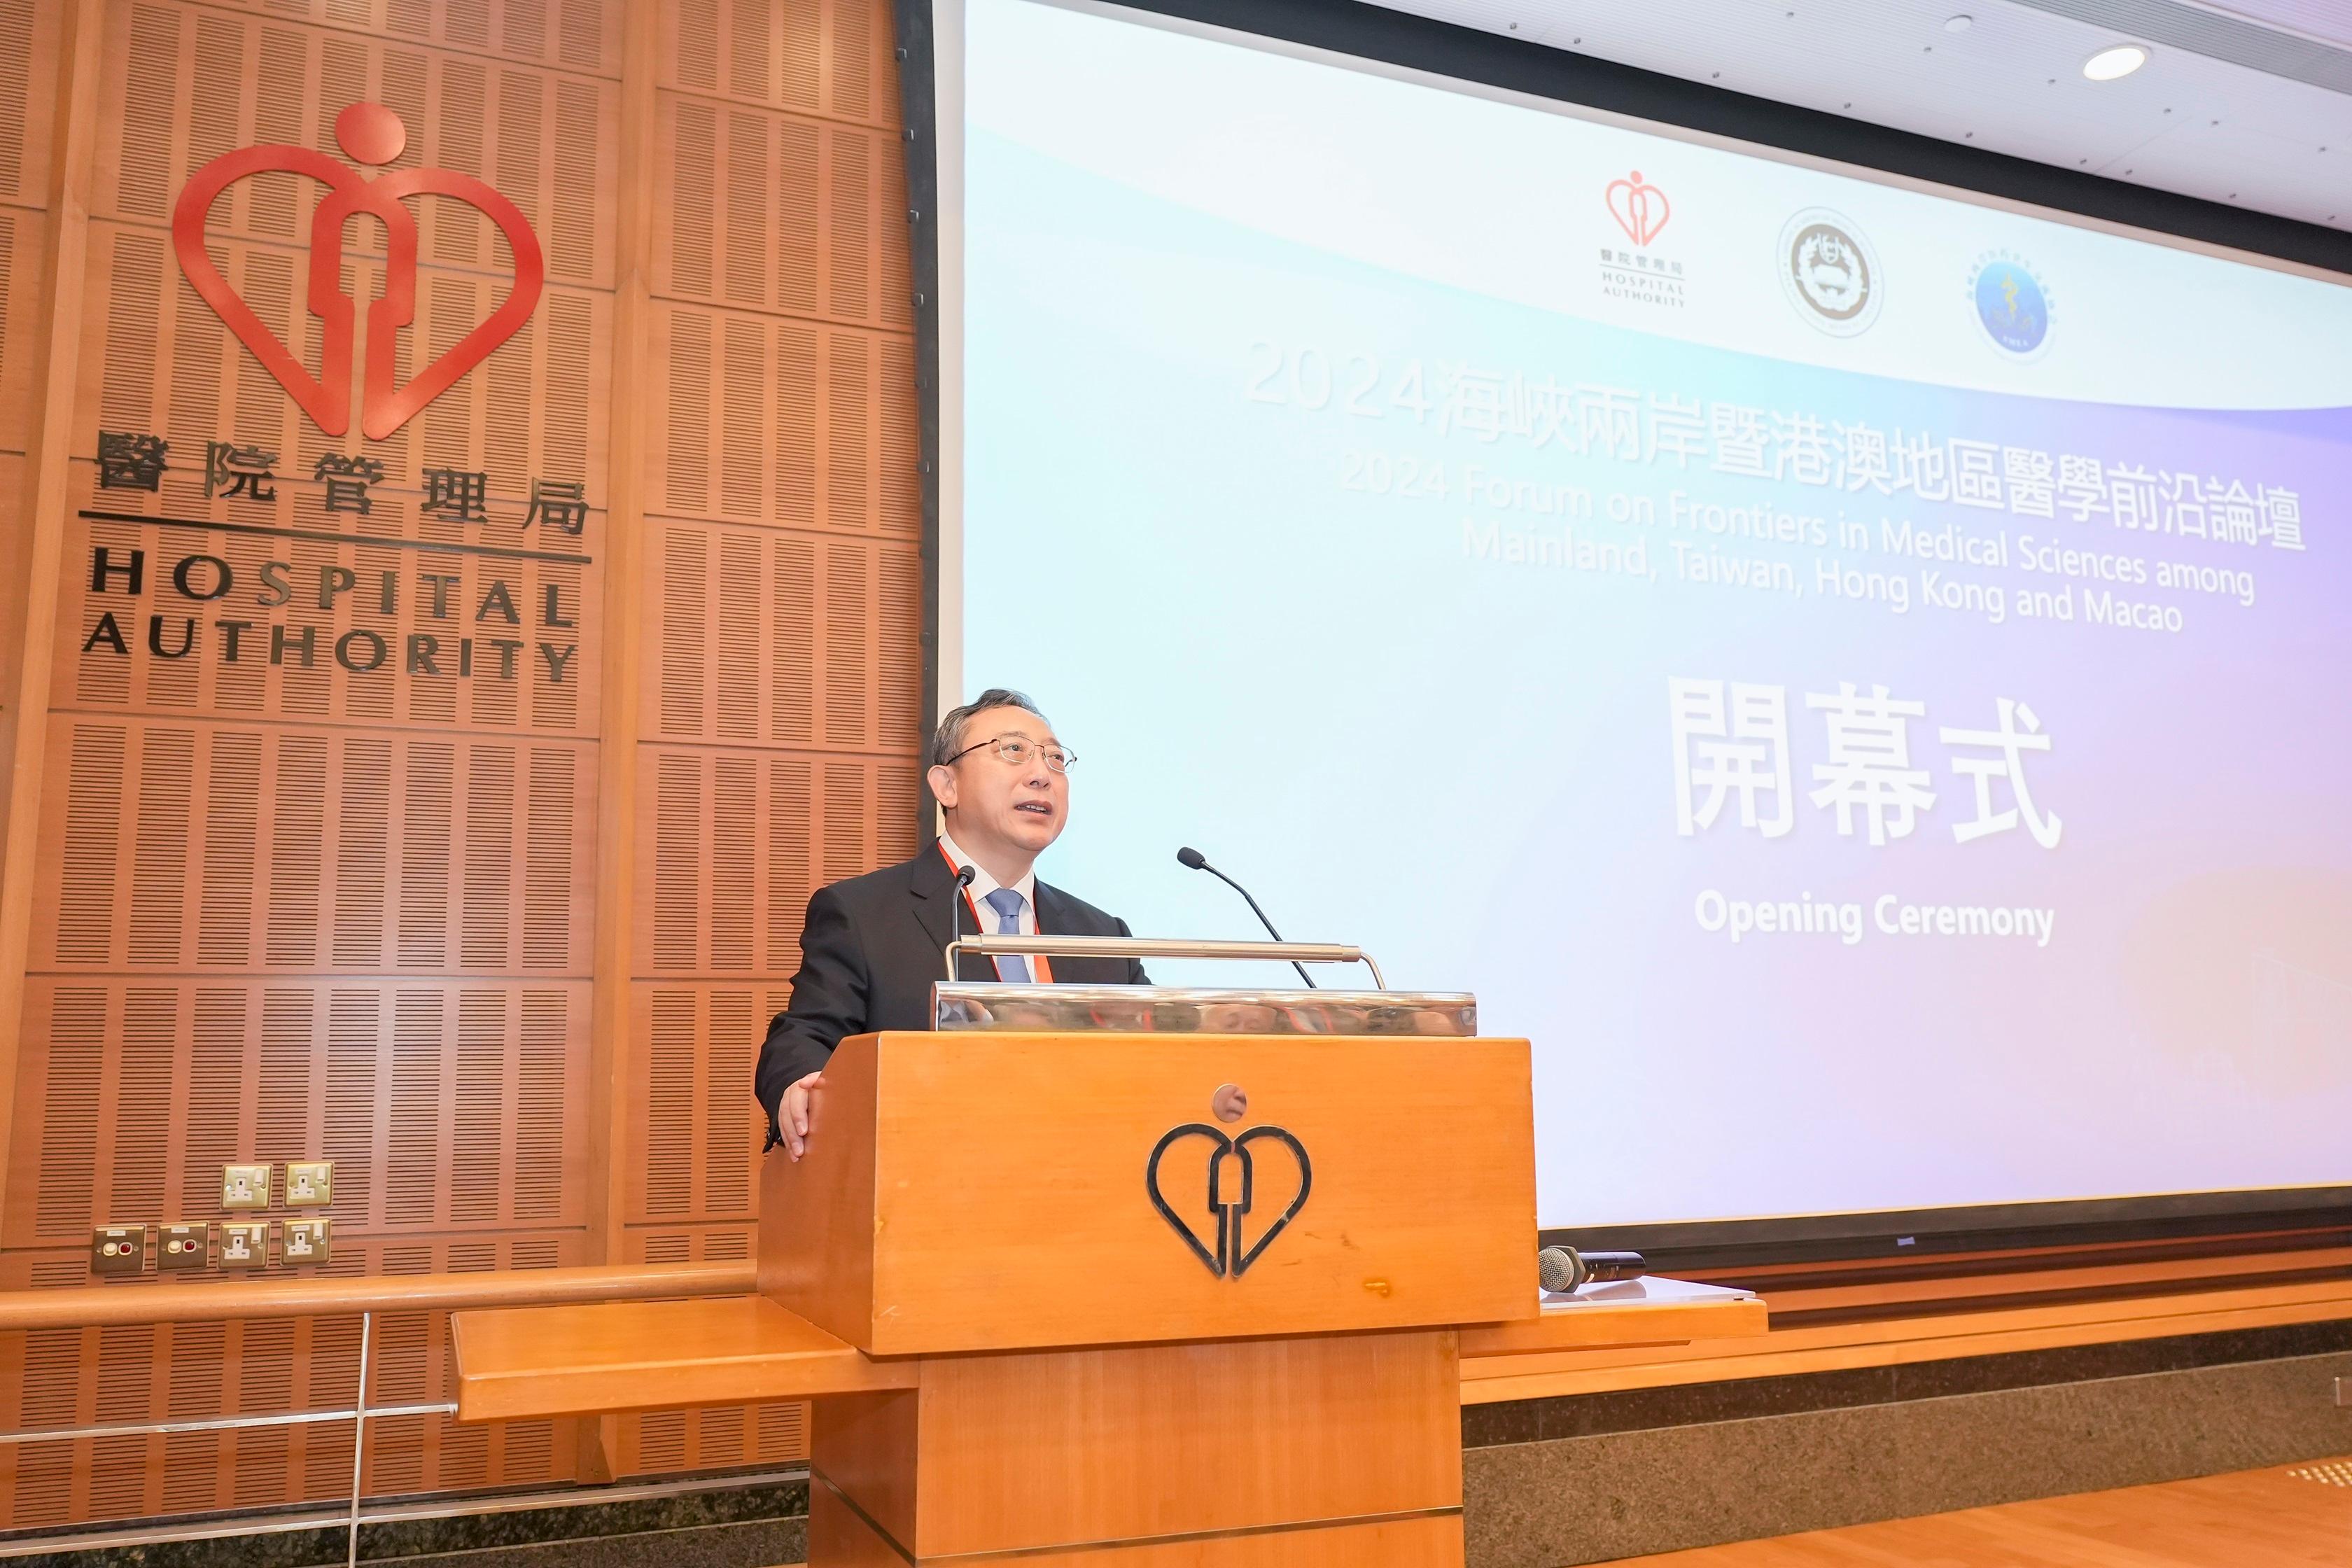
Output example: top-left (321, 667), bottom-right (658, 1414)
top-left (927, 687), bottom-right (1046, 769)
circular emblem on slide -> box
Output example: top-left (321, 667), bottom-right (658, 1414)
top-left (1778, 209), bottom-right (1882, 336)
top-left (1969, 252), bottom-right (2054, 358)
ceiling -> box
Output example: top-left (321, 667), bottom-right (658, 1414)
top-left (2206, 0), bottom-right (2352, 51)
top-left (1362, 0), bottom-right (2352, 233)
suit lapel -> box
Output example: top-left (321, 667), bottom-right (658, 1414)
top-left (1033, 882), bottom-right (1072, 937)
top-left (908, 845), bottom-right (958, 978)
top-left (1037, 883), bottom-right (1099, 986)
top-left (909, 844), bottom-right (990, 982)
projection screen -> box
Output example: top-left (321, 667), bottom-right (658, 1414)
top-left (927, 0), bottom-right (2352, 1239)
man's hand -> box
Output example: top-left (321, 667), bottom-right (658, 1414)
top-left (780, 1071), bottom-right (825, 1161)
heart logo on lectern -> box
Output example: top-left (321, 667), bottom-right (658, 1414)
top-left (1144, 1122), bottom-right (1312, 1279)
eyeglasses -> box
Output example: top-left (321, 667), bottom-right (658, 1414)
top-left (943, 735), bottom-right (1077, 773)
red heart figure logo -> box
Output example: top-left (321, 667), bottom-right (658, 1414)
top-left (1606, 170), bottom-right (1671, 247)
top-left (172, 102), bottom-right (545, 441)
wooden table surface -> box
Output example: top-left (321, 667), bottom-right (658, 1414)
top-left (451, 1295), bottom-right (917, 1422)
top-left (451, 1278), bottom-right (1767, 1422)
top-left (1459, 1277), bottom-right (1764, 1358)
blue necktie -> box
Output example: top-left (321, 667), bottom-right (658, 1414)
top-left (983, 887), bottom-right (1032, 983)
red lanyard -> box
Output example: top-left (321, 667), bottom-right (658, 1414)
top-left (938, 842), bottom-right (1054, 983)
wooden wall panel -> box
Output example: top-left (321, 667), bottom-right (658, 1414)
top-left (8, 976), bottom-right (588, 1242)
top-left (1, 0), bottom-right (910, 1525)
top-left (92, 0), bottom-right (620, 289)
top-left (640, 514), bottom-right (922, 752)
top-left (0, 1233), bottom-right (582, 1526)
top-left (197, 0), bottom-right (625, 87)
top-left (600, 0), bottom-right (911, 1484)
top-left (0, 205), bottom-right (48, 458)
top-left (27, 716), bottom-right (598, 975)
top-left (625, 982), bottom-right (785, 1224)
top-left (0, 0), bottom-right (640, 1527)
top-left (648, 302), bottom-right (919, 538)
top-left (659, 0), bottom-right (896, 128)
top-left (608, 1389), bottom-right (808, 1479)
top-left (0, 0), bottom-right (62, 220)
top-left (631, 748), bottom-right (916, 980)
top-left (652, 93), bottom-right (910, 333)
top-left (0, 449), bottom-right (27, 739)
top-left (1, 958), bottom-right (591, 1523)
top-left (604, 1217), bottom-right (808, 1480)
top-left (0, 0), bottom-right (62, 904)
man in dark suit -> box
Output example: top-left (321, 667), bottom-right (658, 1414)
top-left (755, 687), bottom-right (1147, 1157)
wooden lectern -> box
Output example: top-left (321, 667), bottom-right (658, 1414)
top-left (451, 1028), bottom-right (1763, 1566)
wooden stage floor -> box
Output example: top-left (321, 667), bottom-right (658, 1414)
top-left (774, 1458), bottom-right (2352, 1567)
top-left (1616, 1460), bottom-right (2352, 1567)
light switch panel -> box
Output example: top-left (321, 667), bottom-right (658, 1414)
top-left (91, 1225), bottom-right (147, 1277)
top-left (158, 1223), bottom-right (211, 1271)
top-left (222, 1164), bottom-right (272, 1210)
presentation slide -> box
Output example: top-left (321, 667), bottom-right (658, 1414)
top-left (948, 0), bottom-right (2352, 1230)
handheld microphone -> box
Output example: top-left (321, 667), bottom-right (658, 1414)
top-left (1537, 1246), bottom-right (1648, 1294)
top-left (1176, 846), bottom-right (1316, 988)
top-left (948, 862), bottom-right (976, 976)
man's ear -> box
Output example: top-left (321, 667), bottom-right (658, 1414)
top-left (926, 763), bottom-right (958, 809)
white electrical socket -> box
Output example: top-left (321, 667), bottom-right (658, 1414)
top-left (219, 1221), bottom-right (269, 1267)
top-left (283, 1218), bottom-right (331, 1265)
top-left (286, 1161), bottom-right (333, 1207)
top-left (222, 1164), bottom-right (272, 1210)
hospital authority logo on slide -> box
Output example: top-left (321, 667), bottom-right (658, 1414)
top-left (1597, 170), bottom-right (1686, 308)
top-left (1777, 208), bottom-right (1882, 336)
top-left (1968, 250), bottom-right (2055, 359)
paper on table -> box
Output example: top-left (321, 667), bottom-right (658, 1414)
top-left (1537, 1276), bottom-right (1756, 1308)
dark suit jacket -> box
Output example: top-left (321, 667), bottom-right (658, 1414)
top-left (755, 844), bottom-right (1149, 1144)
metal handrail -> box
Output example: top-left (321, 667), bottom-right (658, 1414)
top-left (0, 1261), bottom-right (760, 1565)
top-left (0, 1401), bottom-right (457, 1447)
top-left (945, 932), bottom-right (1387, 988)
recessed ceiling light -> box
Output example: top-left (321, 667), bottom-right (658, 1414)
top-left (1945, 13), bottom-right (1974, 31)
top-left (2083, 43), bottom-right (2148, 80)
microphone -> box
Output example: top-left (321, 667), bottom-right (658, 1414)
top-left (948, 862), bottom-right (976, 976)
top-left (1177, 846), bottom-right (1316, 988)
top-left (1537, 1246), bottom-right (1648, 1294)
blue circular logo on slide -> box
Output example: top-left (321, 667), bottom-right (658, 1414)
top-left (1970, 255), bottom-right (2052, 357)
